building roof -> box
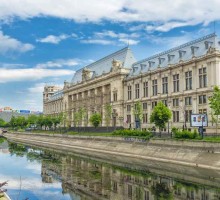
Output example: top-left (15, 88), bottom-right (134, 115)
top-left (71, 47), bottom-right (136, 84)
top-left (128, 33), bottom-right (219, 78)
top-left (48, 90), bottom-right (63, 101)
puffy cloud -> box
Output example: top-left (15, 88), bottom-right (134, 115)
top-left (0, 68), bottom-right (74, 83)
top-left (81, 39), bottom-right (114, 45)
top-left (0, 0), bottom-right (219, 31)
top-left (35, 59), bottom-right (79, 68)
top-left (0, 31), bottom-right (34, 55)
top-left (36, 34), bottom-right (69, 44)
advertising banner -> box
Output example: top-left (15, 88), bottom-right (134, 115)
top-left (190, 114), bottom-right (208, 127)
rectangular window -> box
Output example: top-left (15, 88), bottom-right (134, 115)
top-left (135, 83), bottom-right (140, 99)
top-left (127, 115), bottom-right (131, 123)
top-left (162, 77), bottom-right (168, 94)
top-left (173, 98), bottom-right (179, 107)
top-left (113, 92), bottom-right (117, 101)
top-left (173, 111), bottom-right (179, 122)
top-left (173, 74), bottom-right (179, 92)
top-left (199, 95), bottom-right (207, 104)
top-left (143, 81), bottom-right (148, 97)
top-left (185, 110), bottom-right (192, 122)
top-left (128, 185), bottom-right (132, 198)
top-left (128, 85), bottom-right (132, 100)
top-left (185, 97), bottom-right (192, 105)
top-left (162, 99), bottom-right (167, 106)
top-left (199, 67), bottom-right (207, 88)
top-left (143, 113), bottom-right (148, 123)
top-left (143, 102), bottom-right (147, 110)
top-left (145, 191), bottom-right (150, 200)
top-left (152, 101), bottom-right (157, 109)
top-left (127, 105), bottom-right (131, 112)
top-left (199, 109), bottom-right (207, 114)
top-left (185, 71), bottom-right (192, 90)
top-left (152, 79), bottom-right (158, 96)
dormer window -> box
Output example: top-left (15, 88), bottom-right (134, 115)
top-left (158, 57), bottom-right (165, 65)
top-left (204, 41), bottom-right (213, 49)
top-left (140, 64), bottom-right (147, 70)
top-left (178, 50), bottom-right (186, 60)
top-left (168, 54), bottom-right (175, 63)
top-left (133, 67), bottom-right (138, 73)
top-left (191, 46), bottom-right (199, 56)
top-left (148, 61), bottom-right (155, 68)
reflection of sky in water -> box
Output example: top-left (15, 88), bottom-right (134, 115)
top-left (0, 143), bottom-right (78, 200)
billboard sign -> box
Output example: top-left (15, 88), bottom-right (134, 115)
top-left (190, 113), bottom-right (208, 127)
top-left (20, 110), bottom-right (31, 114)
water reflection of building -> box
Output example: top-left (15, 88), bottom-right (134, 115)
top-left (40, 152), bottom-right (220, 200)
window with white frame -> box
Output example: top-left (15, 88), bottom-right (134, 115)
top-left (135, 83), bottom-right (140, 99)
top-left (173, 98), bottom-right (179, 107)
top-left (152, 101), bottom-right (157, 109)
top-left (185, 97), bottom-right (192, 105)
top-left (199, 95), bottom-right (207, 104)
top-left (199, 67), bottom-right (207, 88)
top-left (173, 111), bottom-right (179, 122)
top-left (128, 85), bottom-right (132, 100)
top-left (173, 74), bottom-right (179, 92)
top-left (143, 102), bottom-right (147, 110)
top-left (143, 81), bottom-right (148, 97)
top-left (185, 71), bottom-right (192, 90)
top-left (143, 113), bottom-right (148, 123)
top-left (152, 79), bottom-right (158, 96)
top-left (162, 77), bottom-right (168, 94)
top-left (127, 105), bottom-right (131, 112)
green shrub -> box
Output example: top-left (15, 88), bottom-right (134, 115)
top-left (173, 129), bottom-right (199, 139)
top-left (113, 129), bottom-right (152, 139)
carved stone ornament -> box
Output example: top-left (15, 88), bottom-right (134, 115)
top-left (82, 68), bottom-right (92, 81)
top-left (112, 59), bottom-right (122, 72)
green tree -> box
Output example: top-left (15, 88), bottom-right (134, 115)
top-left (27, 115), bottom-right (38, 126)
top-left (15, 116), bottom-right (27, 128)
top-left (104, 103), bottom-right (112, 129)
top-left (209, 86), bottom-right (220, 133)
top-left (51, 115), bottom-right (62, 130)
top-left (37, 115), bottom-right (44, 130)
top-left (10, 116), bottom-right (16, 129)
top-left (133, 101), bottom-right (143, 129)
top-left (89, 113), bottom-right (102, 128)
top-left (0, 118), bottom-right (6, 127)
top-left (44, 115), bottom-right (53, 130)
top-left (150, 101), bottom-right (172, 132)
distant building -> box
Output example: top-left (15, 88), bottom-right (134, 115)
top-left (43, 33), bottom-right (220, 133)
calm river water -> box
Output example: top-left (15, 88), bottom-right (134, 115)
top-left (0, 138), bottom-right (220, 200)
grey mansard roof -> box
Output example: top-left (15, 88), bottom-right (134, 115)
top-left (128, 33), bottom-right (219, 78)
top-left (48, 90), bottom-right (63, 101)
top-left (71, 47), bottom-right (136, 84)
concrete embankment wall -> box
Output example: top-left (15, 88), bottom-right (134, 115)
top-left (4, 132), bottom-right (220, 170)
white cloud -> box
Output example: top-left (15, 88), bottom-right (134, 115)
top-left (36, 59), bottom-right (79, 68)
top-left (0, 68), bottom-right (74, 83)
top-left (0, 0), bottom-right (219, 31)
top-left (81, 39), bottom-right (114, 45)
top-left (36, 33), bottom-right (78, 44)
top-left (119, 38), bottom-right (139, 45)
top-left (0, 31), bottom-right (34, 55)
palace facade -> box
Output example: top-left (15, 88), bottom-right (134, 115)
top-left (43, 33), bottom-right (220, 133)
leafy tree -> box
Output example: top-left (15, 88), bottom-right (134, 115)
top-left (150, 101), bottom-right (172, 132)
top-left (15, 116), bottom-right (27, 128)
top-left (10, 116), bottom-right (16, 128)
top-left (209, 85), bottom-right (220, 133)
top-left (44, 115), bottom-right (53, 130)
top-left (89, 113), bottom-right (102, 128)
top-left (133, 101), bottom-right (143, 129)
top-left (104, 103), bottom-right (112, 128)
top-left (37, 115), bottom-right (44, 130)
top-left (27, 115), bottom-right (38, 126)
top-left (0, 118), bottom-right (6, 127)
top-left (51, 114), bottom-right (62, 130)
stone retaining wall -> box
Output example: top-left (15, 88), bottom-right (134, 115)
top-left (4, 132), bottom-right (220, 170)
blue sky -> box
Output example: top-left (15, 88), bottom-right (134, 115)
top-left (0, 0), bottom-right (220, 111)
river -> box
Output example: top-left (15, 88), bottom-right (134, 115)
top-left (0, 138), bottom-right (220, 200)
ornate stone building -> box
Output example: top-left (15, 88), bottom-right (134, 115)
top-left (43, 33), bottom-right (220, 132)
